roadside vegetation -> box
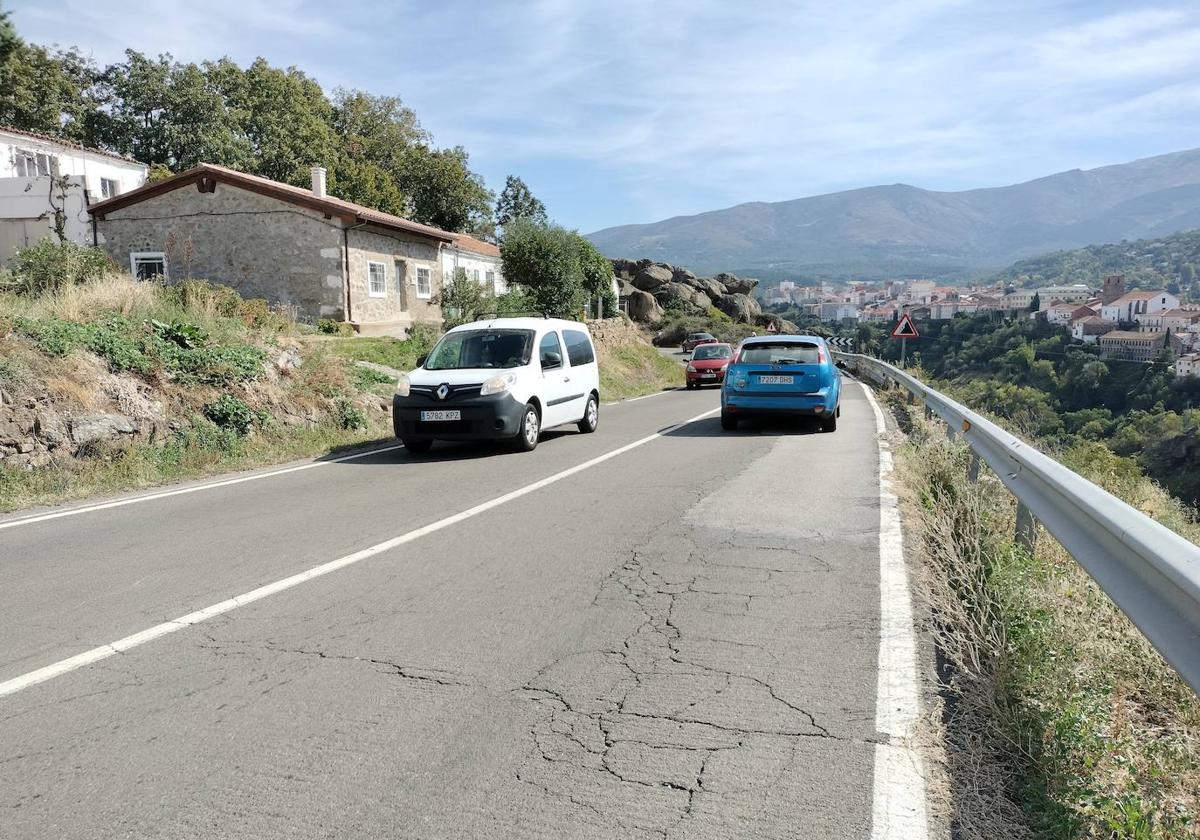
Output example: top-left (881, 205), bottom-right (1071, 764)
top-left (597, 343), bottom-right (681, 401)
top-left (890, 398), bottom-right (1200, 840)
top-left (652, 306), bottom-right (762, 346)
top-left (0, 245), bottom-right (395, 512)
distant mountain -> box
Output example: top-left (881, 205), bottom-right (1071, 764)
top-left (585, 148), bottom-right (1200, 283)
top-left (992, 228), bottom-right (1200, 298)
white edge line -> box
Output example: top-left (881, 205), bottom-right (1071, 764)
top-left (0, 407), bottom-right (719, 699)
top-left (863, 381), bottom-right (930, 840)
top-left (0, 444), bottom-right (407, 533)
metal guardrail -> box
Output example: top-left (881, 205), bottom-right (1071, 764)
top-left (836, 351), bottom-right (1200, 694)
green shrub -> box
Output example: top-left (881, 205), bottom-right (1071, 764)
top-left (5, 240), bottom-right (113, 295)
top-left (333, 398), bottom-right (367, 430)
top-left (162, 279), bottom-right (242, 318)
top-left (237, 298), bottom-right (287, 332)
top-left (150, 319), bottom-right (208, 349)
top-left (317, 318), bottom-right (355, 337)
top-left (350, 365), bottom-right (395, 390)
top-left (203, 394), bottom-right (257, 436)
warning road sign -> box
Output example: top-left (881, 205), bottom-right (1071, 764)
top-left (890, 313), bottom-right (920, 339)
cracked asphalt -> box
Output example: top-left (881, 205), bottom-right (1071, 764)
top-left (0, 382), bottom-right (890, 839)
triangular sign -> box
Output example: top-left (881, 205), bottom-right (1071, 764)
top-left (891, 313), bottom-right (920, 339)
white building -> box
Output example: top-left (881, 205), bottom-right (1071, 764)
top-left (440, 233), bottom-right (505, 295)
top-left (1100, 291), bottom-right (1179, 325)
top-left (1175, 353), bottom-right (1200, 379)
top-left (0, 127), bottom-right (147, 262)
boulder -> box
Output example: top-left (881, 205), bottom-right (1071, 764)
top-left (654, 282), bottom-right (710, 313)
top-left (715, 293), bottom-right (761, 323)
top-left (671, 265), bottom-right (698, 283)
top-left (632, 264), bottom-right (674, 292)
top-left (70, 413), bottom-right (137, 447)
top-left (274, 348), bottom-right (302, 373)
top-left (626, 290), bottom-right (664, 323)
top-left (611, 258), bottom-right (643, 281)
top-left (715, 273), bottom-right (758, 295)
top-left (34, 411), bottom-right (69, 448)
top-left (694, 278), bottom-right (727, 300)
top-left (618, 278), bottom-right (637, 297)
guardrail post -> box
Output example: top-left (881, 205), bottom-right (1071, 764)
top-left (968, 452), bottom-right (981, 483)
top-left (1015, 502), bottom-right (1037, 553)
top-left (923, 404), bottom-right (933, 420)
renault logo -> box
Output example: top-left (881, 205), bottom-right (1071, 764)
top-left (436, 384), bottom-right (450, 400)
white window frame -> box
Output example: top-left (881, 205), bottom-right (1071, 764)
top-left (415, 266), bottom-right (432, 299)
top-left (130, 251), bottom-right (169, 283)
top-left (485, 269), bottom-right (496, 290)
top-left (100, 177), bottom-right (120, 199)
top-left (367, 261), bottom-right (388, 298)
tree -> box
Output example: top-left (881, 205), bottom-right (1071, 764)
top-left (329, 89), bottom-right (426, 217)
top-left (1028, 292), bottom-right (1040, 312)
top-left (500, 219), bottom-right (590, 316)
top-left (0, 2), bottom-right (18, 65)
top-left (433, 268), bottom-right (493, 328)
top-left (495, 175), bottom-right (547, 231)
top-left (0, 40), bottom-right (96, 139)
top-left (401, 145), bottom-right (493, 233)
top-left (574, 233), bottom-right (615, 315)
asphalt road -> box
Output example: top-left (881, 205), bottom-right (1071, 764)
top-left (0, 382), bottom-right (904, 839)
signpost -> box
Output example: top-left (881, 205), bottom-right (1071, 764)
top-left (890, 313), bottom-right (920, 367)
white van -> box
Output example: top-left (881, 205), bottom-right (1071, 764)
top-left (392, 316), bottom-right (601, 453)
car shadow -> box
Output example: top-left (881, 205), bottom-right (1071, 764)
top-left (662, 416), bottom-right (825, 438)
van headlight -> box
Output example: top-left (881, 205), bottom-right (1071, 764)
top-left (394, 374), bottom-right (411, 397)
top-left (480, 372), bottom-right (517, 396)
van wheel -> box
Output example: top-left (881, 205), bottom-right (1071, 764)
top-left (403, 439), bottom-right (433, 454)
top-left (821, 414), bottom-right (838, 433)
top-left (721, 411), bottom-right (738, 431)
top-left (515, 403), bottom-right (541, 451)
top-left (578, 394), bottom-right (599, 433)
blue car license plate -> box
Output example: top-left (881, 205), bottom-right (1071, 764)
top-left (758, 375), bottom-right (793, 385)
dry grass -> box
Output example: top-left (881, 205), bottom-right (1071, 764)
top-left (893, 404), bottom-right (1200, 840)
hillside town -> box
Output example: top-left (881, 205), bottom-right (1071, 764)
top-left (764, 273), bottom-right (1200, 377)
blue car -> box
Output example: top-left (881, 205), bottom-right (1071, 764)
top-left (720, 335), bottom-right (842, 432)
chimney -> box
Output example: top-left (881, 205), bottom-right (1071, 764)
top-left (311, 166), bottom-right (327, 199)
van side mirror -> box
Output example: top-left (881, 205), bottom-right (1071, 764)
top-left (541, 350), bottom-right (562, 370)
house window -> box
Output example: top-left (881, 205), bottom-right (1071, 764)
top-left (485, 270), bottom-right (496, 290)
top-left (101, 178), bottom-right (120, 199)
top-left (416, 267), bottom-right (432, 299)
top-left (130, 252), bottom-right (168, 282)
top-left (394, 260), bottom-right (408, 308)
top-left (14, 149), bottom-right (58, 177)
top-left (367, 261), bottom-right (387, 297)
top-left (471, 268), bottom-right (481, 284)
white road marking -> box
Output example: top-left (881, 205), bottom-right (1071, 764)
top-left (1, 389), bottom-right (689, 532)
top-left (0, 407), bottom-right (720, 699)
top-left (0, 444), bottom-right (407, 533)
top-left (863, 382), bottom-right (930, 840)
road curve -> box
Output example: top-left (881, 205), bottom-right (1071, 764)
top-left (0, 382), bottom-right (910, 839)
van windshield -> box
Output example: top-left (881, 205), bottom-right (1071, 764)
top-left (425, 329), bottom-right (535, 370)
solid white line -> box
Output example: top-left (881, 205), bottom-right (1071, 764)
top-left (0, 444), bottom-right (407, 533)
top-left (0, 407), bottom-right (719, 699)
top-left (863, 382), bottom-right (930, 840)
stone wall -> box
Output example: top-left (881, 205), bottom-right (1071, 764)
top-left (346, 226), bottom-right (443, 328)
top-left (586, 315), bottom-right (650, 351)
top-left (97, 182), bottom-right (347, 321)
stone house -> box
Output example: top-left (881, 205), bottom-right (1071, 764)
top-left (0, 126), bottom-right (147, 262)
top-left (88, 163), bottom-right (455, 335)
top-left (1071, 315), bottom-right (1116, 344)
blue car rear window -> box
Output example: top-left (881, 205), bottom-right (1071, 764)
top-left (737, 342), bottom-right (821, 365)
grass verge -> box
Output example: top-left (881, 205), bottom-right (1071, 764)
top-left (892, 400), bottom-right (1200, 840)
top-left (598, 343), bottom-right (682, 402)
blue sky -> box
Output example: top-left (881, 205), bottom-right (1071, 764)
top-left (14, 1), bottom-right (1200, 233)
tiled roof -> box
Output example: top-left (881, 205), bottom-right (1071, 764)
top-left (1111, 291), bottom-right (1169, 304)
top-left (0, 125), bottom-right (144, 166)
top-left (1101, 330), bottom-right (1165, 341)
top-left (88, 163), bottom-right (455, 242)
top-left (452, 233), bottom-right (501, 257)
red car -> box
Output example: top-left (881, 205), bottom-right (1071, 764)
top-left (681, 332), bottom-right (718, 352)
top-left (686, 342), bottom-right (733, 388)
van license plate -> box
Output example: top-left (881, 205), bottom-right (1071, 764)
top-left (758, 375), bottom-right (793, 385)
top-left (420, 410), bottom-right (461, 421)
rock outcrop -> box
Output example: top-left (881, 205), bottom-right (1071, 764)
top-left (612, 259), bottom-right (760, 323)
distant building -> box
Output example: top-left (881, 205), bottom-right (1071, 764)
top-left (1072, 315), bottom-right (1116, 344)
top-left (1136, 308), bottom-right (1200, 333)
top-left (1100, 273), bottom-right (1126, 306)
top-left (1098, 330), bottom-right (1168, 361)
top-left (1100, 291), bottom-right (1179, 324)
top-left (1045, 303), bottom-right (1094, 325)
top-left (818, 302), bottom-right (860, 322)
top-left (1176, 353), bottom-right (1200, 379)
top-left (0, 126), bottom-right (148, 261)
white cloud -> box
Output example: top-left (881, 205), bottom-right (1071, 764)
top-left (12, 0), bottom-right (1200, 230)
